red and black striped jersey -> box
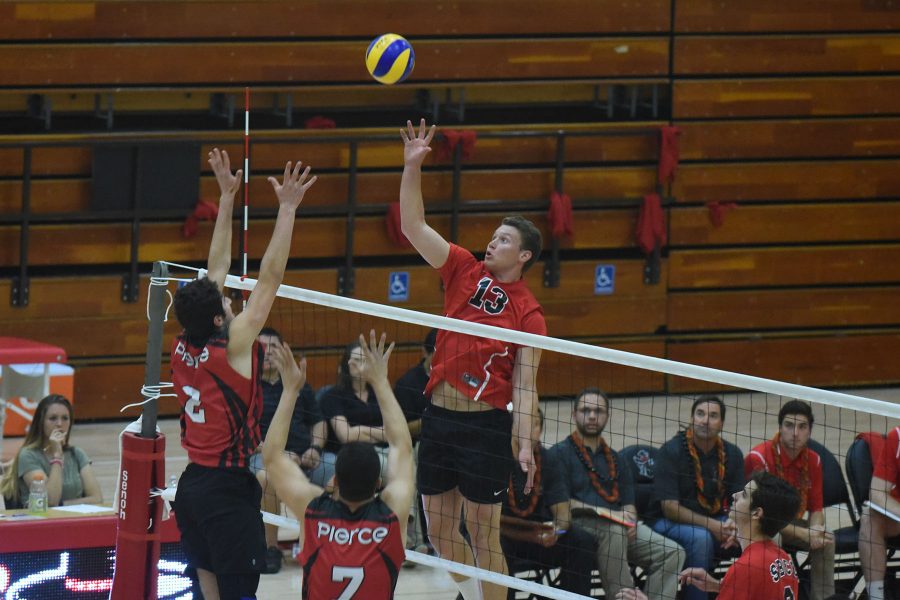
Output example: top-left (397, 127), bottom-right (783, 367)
top-left (172, 331), bottom-right (263, 468)
top-left (300, 495), bottom-right (404, 600)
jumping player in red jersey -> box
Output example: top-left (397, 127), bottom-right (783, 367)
top-left (263, 331), bottom-right (414, 600)
top-left (399, 119), bottom-right (545, 600)
top-left (678, 471), bottom-right (801, 600)
top-left (171, 149), bottom-right (317, 600)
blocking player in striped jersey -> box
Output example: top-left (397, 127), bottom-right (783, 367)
top-left (263, 331), bottom-right (415, 600)
top-left (171, 149), bottom-right (316, 600)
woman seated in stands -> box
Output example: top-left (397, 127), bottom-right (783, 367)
top-left (0, 394), bottom-right (102, 508)
top-left (319, 340), bottom-right (389, 475)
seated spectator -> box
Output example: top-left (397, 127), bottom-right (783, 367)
top-left (549, 388), bottom-right (684, 600)
top-left (649, 395), bottom-right (744, 600)
top-left (393, 328), bottom-right (437, 442)
top-left (501, 407), bottom-right (596, 597)
top-left (860, 425), bottom-right (900, 600)
top-left (745, 400), bottom-right (834, 600)
top-left (319, 340), bottom-right (389, 473)
top-left (251, 328), bottom-right (331, 574)
top-left (393, 329), bottom-right (437, 554)
top-left (0, 394), bottom-right (102, 508)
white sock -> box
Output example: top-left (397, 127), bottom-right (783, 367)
top-left (869, 580), bottom-right (885, 600)
top-left (455, 576), bottom-right (483, 600)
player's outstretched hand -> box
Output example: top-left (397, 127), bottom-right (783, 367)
top-left (678, 568), bottom-right (719, 593)
top-left (208, 148), bottom-right (242, 198)
top-left (401, 118), bottom-right (436, 167)
top-left (268, 161), bottom-right (317, 212)
top-left (357, 330), bottom-right (394, 386)
top-left (269, 340), bottom-right (307, 394)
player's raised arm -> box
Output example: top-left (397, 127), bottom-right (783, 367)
top-left (262, 341), bottom-right (322, 543)
top-left (357, 331), bottom-right (415, 530)
top-left (399, 118), bottom-right (450, 269)
top-left (512, 346), bottom-right (541, 494)
top-left (205, 148), bottom-right (242, 290)
top-left (229, 161), bottom-right (316, 354)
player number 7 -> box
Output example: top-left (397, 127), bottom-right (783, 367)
top-left (332, 566), bottom-right (365, 599)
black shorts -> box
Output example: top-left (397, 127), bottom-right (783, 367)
top-left (417, 404), bottom-right (514, 504)
top-left (174, 463), bottom-right (266, 575)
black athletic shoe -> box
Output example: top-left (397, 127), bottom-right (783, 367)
top-left (264, 546), bottom-right (282, 574)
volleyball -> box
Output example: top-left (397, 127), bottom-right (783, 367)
top-left (365, 33), bottom-right (415, 85)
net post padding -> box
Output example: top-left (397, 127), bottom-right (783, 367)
top-left (218, 271), bottom-right (900, 419)
top-left (110, 261), bottom-right (169, 599)
top-left (109, 432), bottom-right (166, 600)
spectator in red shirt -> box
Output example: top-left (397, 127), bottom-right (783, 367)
top-left (860, 426), bottom-right (900, 600)
top-left (745, 400), bottom-right (834, 600)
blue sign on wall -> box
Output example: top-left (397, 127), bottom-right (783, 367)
top-left (594, 265), bottom-right (615, 295)
top-left (388, 271), bottom-right (409, 302)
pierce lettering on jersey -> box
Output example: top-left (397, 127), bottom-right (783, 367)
top-left (316, 522), bottom-right (389, 546)
top-left (174, 341), bottom-right (209, 369)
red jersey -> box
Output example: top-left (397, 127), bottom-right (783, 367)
top-left (171, 332), bottom-right (263, 468)
top-left (745, 439), bottom-right (824, 514)
top-left (718, 540), bottom-right (798, 600)
top-left (426, 243), bottom-right (546, 410)
top-left (300, 495), bottom-right (404, 600)
top-left (874, 426), bottom-right (900, 503)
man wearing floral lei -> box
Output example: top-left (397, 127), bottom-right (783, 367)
top-left (649, 395), bottom-right (744, 600)
top-left (499, 407), bottom-right (596, 597)
top-left (745, 400), bottom-right (835, 600)
top-left (549, 388), bottom-right (685, 600)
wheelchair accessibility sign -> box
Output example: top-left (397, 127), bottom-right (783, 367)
top-left (594, 264), bottom-right (615, 295)
top-left (388, 272), bottom-right (409, 302)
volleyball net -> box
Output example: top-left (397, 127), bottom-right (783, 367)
top-left (148, 262), bottom-right (899, 600)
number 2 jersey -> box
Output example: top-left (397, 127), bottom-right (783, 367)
top-left (171, 331), bottom-right (263, 468)
top-left (300, 495), bottom-right (404, 600)
top-left (425, 243), bottom-right (546, 410)
top-left (718, 540), bottom-right (798, 600)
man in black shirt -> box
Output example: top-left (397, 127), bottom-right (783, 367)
top-left (393, 329), bottom-right (437, 442)
top-left (501, 407), bottom-right (596, 596)
top-left (251, 328), bottom-right (330, 574)
top-left (649, 395), bottom-right (744, 600)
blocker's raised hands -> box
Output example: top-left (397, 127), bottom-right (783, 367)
top-left (208, 148), bottom-right (243, 198)
top-left (268, 160), bottom-right (317, 211)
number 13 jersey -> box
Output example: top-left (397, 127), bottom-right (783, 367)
top-left (425, 243), bottom-right (546, 411)
top-left (300, 495), bottom-right (404, 600)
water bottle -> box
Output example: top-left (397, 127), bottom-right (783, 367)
top-left (28, 472), bottom-right (48, 514)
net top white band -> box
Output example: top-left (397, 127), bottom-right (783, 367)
top-left (160, 263), bottom-right (899, 419)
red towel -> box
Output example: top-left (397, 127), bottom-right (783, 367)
top-left (635, 192), bottom-right (666, 255)
top-left (547, 191), bottom-right (573, 239)
top-left (385, 203), bottom-right (412, 248)
top-left (436, 129), bottom-right (478, 161)
top-left (706, 201), bottom-right (738, 228)
top-left (305, 115), bottom-right (336, 129)
top-left (658, 126), bottom-right (681, 184)
top-left (182, 199), bottom-right (219, 239)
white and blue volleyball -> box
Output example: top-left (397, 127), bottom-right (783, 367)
top-left (365, 34), bottom-right (415, 85)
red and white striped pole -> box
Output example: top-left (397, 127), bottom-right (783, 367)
top-left (241, 87), bottom-right (250, 308)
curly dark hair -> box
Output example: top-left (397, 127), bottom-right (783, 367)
top-left (750, 471), bottom-right (801, 537)
top-left (173, 277), bottom-right (225, 342)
